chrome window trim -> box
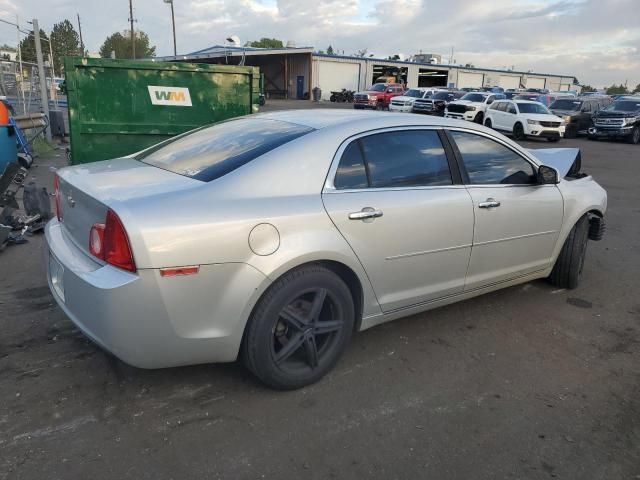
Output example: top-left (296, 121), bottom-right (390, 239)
top-left (323, 125), bottom-right (457, 193)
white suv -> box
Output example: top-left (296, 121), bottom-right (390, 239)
top-left (389, 88), bottom-right (442, 112)
top-left (485, 100), bottom-right (565, 142)
top-left (444, 92), bottom-right (498, 123)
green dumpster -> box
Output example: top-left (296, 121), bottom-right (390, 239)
top-left (64, 57), bottom-right (261, 164)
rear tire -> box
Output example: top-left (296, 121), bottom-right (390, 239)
top-left (242, 265), bottom-right (355, 390)
top-left (548, 215), bottom-right (589, 289)
top-left (628, 126), bottom-right (640, 144)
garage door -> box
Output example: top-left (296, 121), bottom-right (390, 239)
top-left (527, 77), bottom-right (546, 89)
top-left (499, 75), bottom-right (521, 90)
top-left (457, 71), bottom-right (484, 89)
top-left (317, 61), bottom-right (360, 100)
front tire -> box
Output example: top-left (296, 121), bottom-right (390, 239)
top-left (484, 118), bottom-right (492, 128)
top-left (548, 215), bottom-right (589, 289)
top-left (513, 122), bottom-right (525, 140)
top-left (628, 126), bottom-right (640, 144)
top-left (474, 112), bottom-right (484, 124)
top-left (242, 265), bottom-right (355, 390)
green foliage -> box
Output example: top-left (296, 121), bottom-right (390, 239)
top-left (326, 45), bottom-right (334, 55)
top-left (50, 20), bottom-right (81, 72)
top-left (18, 29), bottom-right (49, 64)
top-left (580, 85), bottom-right (596, 93)
top-left (605, 84), bottom-right (629, 95)
top-left (99, 30), bottom-right (156, 59)
top-left (633, 83), bottom-right (640, 94)
top-left (248, 38), bottom-right (284, 49)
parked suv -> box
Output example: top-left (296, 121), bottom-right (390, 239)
top-left (589, 96), bottom-right (640, 144)
top-left (549, 97), bottom-right (612, 138)
top-left (413, 91), bottom-right (465, 116)
top-left (484, 100), bottom-right (565, 141)
top-left (389, 88), bottom-right (437, 113)
top-left (354, 83), bottom-right (404, 110)
top-left (445, 92), bottom-right (503, 123)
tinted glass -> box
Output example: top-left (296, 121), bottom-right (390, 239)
top-left (433, 91), bottom-right (452, 100)
top-left (360, 131), bottom-right (452, 188)
top-left (369, 84), bottom-right (386, 92)
top-left (507, 104), bottom-right (517, 114)
top-left (461, 93), bottom-right (487, 102)
top-left (405, 89), bottom-right (423, 98)
top-left (450, 131), bottom-right (536, 185)
top-left (606, 100), bottom-right (640, 111)
top-left (139, 118), bottom-right (314, 182)
top-left (516, 102), bottom-right (550, 114)
top-left (334, 142), bottom-right (368, 190)
top-left (550, 99), bottom-right (582, 110)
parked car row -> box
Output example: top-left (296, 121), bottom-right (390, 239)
top-left (352, 83), bottom-right (639, 144)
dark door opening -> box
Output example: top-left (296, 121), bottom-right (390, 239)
top-left (296, 76), bottom-right (305, 99)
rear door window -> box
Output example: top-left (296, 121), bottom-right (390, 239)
top-left (449, 131), bottom-right (536, 185)
top-left (138, 118), bottom-right (314, 182)
top-left (333, 130), bottom-right (453, 189)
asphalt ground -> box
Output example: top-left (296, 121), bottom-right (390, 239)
top-left (1, 107), bottom-right (639, 479)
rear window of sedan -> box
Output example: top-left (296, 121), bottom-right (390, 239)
top-left (137, 118), bottom-right (314, 182)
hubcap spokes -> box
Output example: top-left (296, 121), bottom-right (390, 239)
top-left (273, 288), bottom-right (344, 369)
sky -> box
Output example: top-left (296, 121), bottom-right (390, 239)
top-left (0, 0), bottom-right (638, 88)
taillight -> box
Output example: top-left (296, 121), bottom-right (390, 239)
top-left (89, 209), bottom-right (136, 272)
top-left (53, 173), bottom-right (62, 220)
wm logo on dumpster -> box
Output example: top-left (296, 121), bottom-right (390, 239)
top-left (148, 86), bottom-right (192, 107)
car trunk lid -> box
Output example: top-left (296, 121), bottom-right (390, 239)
top-left (56, 157), bottom-right (200, 255)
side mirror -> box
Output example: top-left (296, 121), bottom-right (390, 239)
top-left (538, 165), bottom-right (560, 184)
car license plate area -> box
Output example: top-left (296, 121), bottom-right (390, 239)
top-left (49, 252), bottom-right (65, 302)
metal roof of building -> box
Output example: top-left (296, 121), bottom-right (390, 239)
top-left (154, 44), bottom-right (576, 83)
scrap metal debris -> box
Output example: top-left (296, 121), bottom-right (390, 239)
top-left (0, 163), bottom-right (50, 250)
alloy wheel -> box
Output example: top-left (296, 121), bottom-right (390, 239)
top-left (271, 288), bottom-right (345, 372)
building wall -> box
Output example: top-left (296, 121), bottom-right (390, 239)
top-left (310, 54), bottom-right (574, 97)
top-left (286, 54), bottom-right (310, 99)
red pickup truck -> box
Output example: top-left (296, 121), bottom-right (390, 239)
top-left (353, 83), bottom-right (405, 110)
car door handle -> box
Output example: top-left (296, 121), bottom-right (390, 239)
top-left (478, 198), bottom-right (501, 209)
top-left (349, 208), bottom-right (383, 220)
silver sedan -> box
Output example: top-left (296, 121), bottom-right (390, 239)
top-left (45, 110), bottom-right (607, 389)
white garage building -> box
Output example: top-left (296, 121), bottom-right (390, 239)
top-left (157, 45), bottom-right (577, 101)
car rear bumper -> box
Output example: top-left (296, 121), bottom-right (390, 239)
top-left (45, 219), bottom-right (268, 368)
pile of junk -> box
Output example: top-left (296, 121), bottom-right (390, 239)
top-left (0, 97), bottom-right (52, 250)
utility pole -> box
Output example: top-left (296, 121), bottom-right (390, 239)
top-left (169, 0), bottom-right (176, 56)
top-left (33, 19), bottom-right (51, 141)
top-left (129, 0), bottom-right (135, 58)
top-left (77, 13), bottom-right (84, 55)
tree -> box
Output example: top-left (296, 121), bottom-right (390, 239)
top-left (248, 38), bottom-right (283, 48)
top-left (326, 45), bottom-right (334, 55)
top-left (387, 54), bottom-right (400, 61)
top-left (633, 83), bottom-right (640, 94)
top-left (99, 30), bottom-right (156, 59)
top-left (50, 20), bottom-right (81, 72)
top-left (354, 48), bottom-right (368, 57)
top-left (580, 85), bottom-right (596, 93)
top-left (18, 29), bottom-right (49, 64)
top-left (605, 84), bottom-right (629, 95)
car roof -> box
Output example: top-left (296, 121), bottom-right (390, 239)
top-left (512, 100), bottom-right (546, 104)
top-left (252, 109), bottom-right (485, 131)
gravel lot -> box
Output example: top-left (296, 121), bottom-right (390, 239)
top-left (1, 107), bottom-right (639, 479)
